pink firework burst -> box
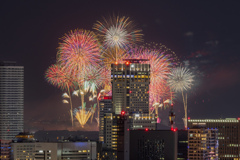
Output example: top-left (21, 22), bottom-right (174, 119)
top-left (45, 64), bottom-right (73, 91)
top-left (57, 29), bottom-right (101, 84)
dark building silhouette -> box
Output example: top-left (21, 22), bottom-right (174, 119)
top-left (129, 130), bottom-right (178, 160)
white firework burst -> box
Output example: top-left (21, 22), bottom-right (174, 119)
top-left (93, 16), bottom-right (143, 49)
top-left (168, 67), bottom-right (194, 92)
top-left (105, 26), bottom-right (128, 48)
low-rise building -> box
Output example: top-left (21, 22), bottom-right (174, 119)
top-left (11, 141), bottom-right (97, 160)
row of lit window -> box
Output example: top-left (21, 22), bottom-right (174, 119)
top-left (189, 119), bottom-right (239, 123)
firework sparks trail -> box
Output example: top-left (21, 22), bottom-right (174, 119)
top-left (45, 16), bottom-right (183, 129)
top-left (74, 103), bottom-right (93, 128)
top-left (168, 67), bottom-right (194, 129)
top-left (101, 47), bottom-right (128, 68)
top-left (45, 64), bottom-right (75, 126)
top-left (56, 29), bottom-right (102, 128)
top-left (93, 16), bottom-right (143, 49)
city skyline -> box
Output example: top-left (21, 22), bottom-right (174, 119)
top-left (0, 1), bottom-right (240, 131)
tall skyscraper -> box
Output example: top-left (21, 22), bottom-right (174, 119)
top-left (188, 118), bottom-right (240, 160)
top-left (100, 59), bottom-right (156, 160)
top-left (111, 59), bottom-right (150, 114)
top-left (0, 61), bottom-right (24, 140)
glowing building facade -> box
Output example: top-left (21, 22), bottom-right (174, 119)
top-left (0, 61), bottom-right (24, 140)
top-left (188, 118), bottom-right (240, 160)
top-left (111, 60), bottom-right (150, 114)
top-left (99, 60), bottom-right (156, 160)
top-left (188, 127), bottom-right (218, 159)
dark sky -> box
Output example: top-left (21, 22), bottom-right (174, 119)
top-left (1, 0), bottom-right (240, 131)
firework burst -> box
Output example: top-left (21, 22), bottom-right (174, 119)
top-left (74, 103), bottom-right (93, 128)
top-left (57, 29), bottom-right (101, 84)
top-left (93, 16), bottom-right (143, 49)
top-left (168, 67), bottom-right (194, 92)
top-left (168, 66), bottom-right (194, 129)
top-left (101, 47), bottom-right (127, 67)
top-left (45, 64), bottom-right (75, 126)
top-left (45, 64), bottom-right (73, 90)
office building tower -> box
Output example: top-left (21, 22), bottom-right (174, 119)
top-left (0, 61), bottom-right (24, 140)
top-left (188, 126), bottom-right (218, 159)
top-left (188, 118), bottom-right (239, 160)
top-left (99, 60), bottom-right (156, 160)
top-left (111, 59), bottom-right (150, 114)
top-left (129, 130), bottom-right (178, 160)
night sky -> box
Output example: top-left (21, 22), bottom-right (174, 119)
top-left (1, 1), bottom-right (240, 131)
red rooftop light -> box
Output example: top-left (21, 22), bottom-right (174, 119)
top-left (121, 111), bottom-right (125, 116)
top-left (115, 61), bottom-right (118, 65)
top-left (145, 128), bottom-right (149, 131)
top-left (103, 96), bottom-right (112, 100)
top-left (126, 61), bottom-right (130, 65)
top-left (171, 127), bottom-right (178, 132)
top-left (188, 117), bottom-right (190, 120)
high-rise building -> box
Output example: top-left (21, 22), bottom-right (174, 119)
top-left (111, 59), bottom-right (150, 114)
top-left (188, 118), bottom-right (240, 160)
top-left (99, 60), bottom-right (156, 160)
top-left (0, 61), bottom-right (24, 140)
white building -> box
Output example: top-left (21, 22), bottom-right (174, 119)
top-left (11, 141), bottom-right (97, 160)
top-left (0, 61), bottom-right (24, 140)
